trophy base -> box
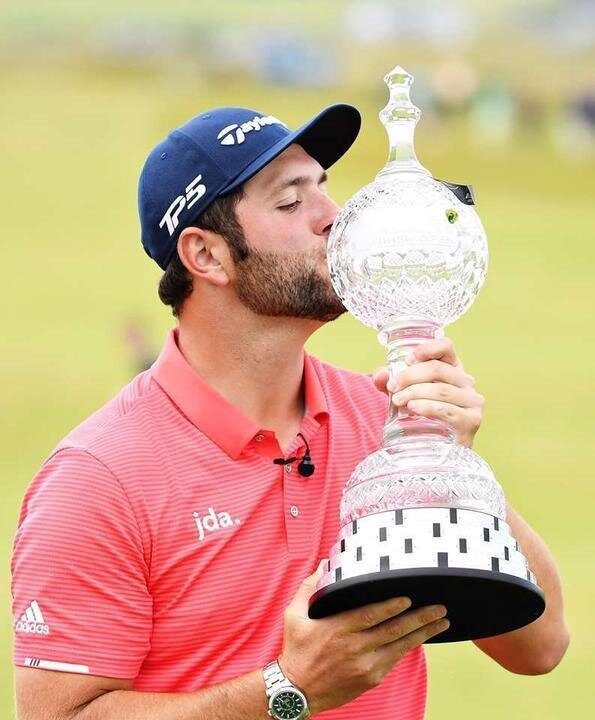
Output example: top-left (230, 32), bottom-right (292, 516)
top-left (308, 506), bottom-right (545, 641)
top-left (308, 566), bottom-right (545, 642)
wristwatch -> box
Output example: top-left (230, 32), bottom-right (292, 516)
top-left (263, 660), bottom-right (311, 720)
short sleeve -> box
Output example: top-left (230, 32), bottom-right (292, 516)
top-left (12, 448), bottom-right (152, 678)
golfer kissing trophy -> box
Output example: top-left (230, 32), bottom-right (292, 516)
top-left (308, 66), bottom-right (545, 641)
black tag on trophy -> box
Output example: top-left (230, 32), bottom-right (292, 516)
top-left (435, 179), bottom-right (476, 205)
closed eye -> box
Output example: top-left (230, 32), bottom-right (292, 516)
top-left (278, 200), bottom-right (302, 212)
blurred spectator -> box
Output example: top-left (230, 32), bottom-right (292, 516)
top-left (122, 320), bottom-right (156, 374)
top-left (470, 81), bottom-right (517, 147)
top-left (571, 89), bottom-right (595, 130)
top-left (516, 92), bottom-right (546, 138)
top-left (430, 59), bottom-right (478, 115)
top-left (408, 68), bottom-right (439, 119)
top-left (203, 30), bottom-right (336, 89)
top-left (552, 88), bottom-right (595, 161)
top-left (258, 36), bottom-right (338, 88)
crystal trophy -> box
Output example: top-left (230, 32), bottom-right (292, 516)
top-left (308, 66), bottom-right (545, 641)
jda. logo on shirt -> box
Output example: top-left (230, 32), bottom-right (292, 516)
top-left (193, 507), bottom-right (242, 542)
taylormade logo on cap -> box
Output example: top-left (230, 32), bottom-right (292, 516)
top-left (217, 115), bottom-right (286, 146)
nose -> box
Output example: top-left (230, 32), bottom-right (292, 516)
top-left (314, 192), bottom-right (340, 238)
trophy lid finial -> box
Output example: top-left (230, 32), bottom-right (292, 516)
top-left (380, 65), bottom-right (421, 124)
top-left (384, 65), bottom-right (413, 87)
top-left (378, 64), bottom-right (427, 177)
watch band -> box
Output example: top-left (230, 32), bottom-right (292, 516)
top-left (263, 660), bottom-right (292, 697)
top-left (263, 660), bottom-right (311, 719)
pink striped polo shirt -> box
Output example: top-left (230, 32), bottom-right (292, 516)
top-left (12, 328), bottom-right (426, 719)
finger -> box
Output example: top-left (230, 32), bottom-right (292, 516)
top-left (289, 560), bottom-right (327, 615)
top-left (338, 595), bottom-right (413, 633)
top-left (377, 617), bottom-right (451, 663)
top-left (372, 367), bottom-right (390, 395)
top-left (392, 383), bottom-right (481, 409)
top-left (362, 605), bottom-right (447, 650)
top-left (408, 400), bottom-right (482, 441)
top-left (408, 338), bottom-right (462, 367)
top-left (393, 360), bottom-right (475, 392)
top-left (406, 399), bottom-right (476, 430)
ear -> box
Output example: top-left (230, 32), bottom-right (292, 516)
top-left (177, 226), bottom-right (231, 287)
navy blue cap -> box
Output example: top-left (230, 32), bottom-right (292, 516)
top-left (138, 104), bottom-right (361, 269)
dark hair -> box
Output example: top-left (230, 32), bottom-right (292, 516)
top-left (158, 187), bottom-right (247, 317)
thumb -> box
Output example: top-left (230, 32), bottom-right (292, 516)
top-left (290, 559), bottom-right (326, 615)
top-left (372, 367), bottom-right (390, 394)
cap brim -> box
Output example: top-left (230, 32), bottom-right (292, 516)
top-left (222, 103), bottom-right (361, 194)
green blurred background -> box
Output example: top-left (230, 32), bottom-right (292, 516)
top-left (2, 1), bottom-right (594, 718)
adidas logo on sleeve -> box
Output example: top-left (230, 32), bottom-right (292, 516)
top-left (15, 600), bottom-right (50, 635)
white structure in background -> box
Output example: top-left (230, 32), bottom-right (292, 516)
top-left (343, 0), bottom-right (478, 47)
top-left (343, 1), bottom-right (398, 45)
top-left (516, 0), bottom-right (595, 53)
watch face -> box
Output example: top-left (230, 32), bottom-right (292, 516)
top-left (271, 689), bottom-right (305, 719)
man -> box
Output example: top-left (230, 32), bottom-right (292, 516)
top-left (12, 104), bottom-right (568, 720)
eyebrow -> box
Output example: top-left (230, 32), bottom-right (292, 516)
top-left (267, 171), bottom-right (328, 198)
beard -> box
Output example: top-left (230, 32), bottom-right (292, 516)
top-left (233, 246), bottom-right (346, 322)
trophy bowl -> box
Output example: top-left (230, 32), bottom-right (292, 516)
top-left (308, 66), bottom-right (545, 641)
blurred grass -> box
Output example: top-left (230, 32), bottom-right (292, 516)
top-left (1, 62), bottom-right (594, 719)
top-left (0, 0), bottom-right (352, 36)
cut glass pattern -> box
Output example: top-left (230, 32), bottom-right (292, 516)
top-left (323, 65), bottom-right (504, 556)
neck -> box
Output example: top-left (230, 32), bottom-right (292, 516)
top-left (177, 300), bottom-right (322, 452)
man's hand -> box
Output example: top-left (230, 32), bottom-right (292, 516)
top-left (279, 564), bottom-right (449, 715)
top-left (372, 336), bottom-right (484, 448)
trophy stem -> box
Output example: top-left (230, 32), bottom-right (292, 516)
top-left (381, 320), bottom-right (455, 447)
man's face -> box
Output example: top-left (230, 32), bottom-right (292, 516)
top-left (230, 144), bottom-right (346, 322)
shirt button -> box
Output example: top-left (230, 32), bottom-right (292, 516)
top-left (254, 434), bottom-right (265, 442)
top-left (285, 464), bottom-right (292, 474)
top-left (290, 505), bottom-right (299, 518)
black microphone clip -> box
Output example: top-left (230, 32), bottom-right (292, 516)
top-left (272, 433), bottom-right (315, 477)
top-left (297, 454), bottom-right (315, 478)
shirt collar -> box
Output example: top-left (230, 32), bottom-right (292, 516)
top-left (151, 328), bottom-right (328, 460)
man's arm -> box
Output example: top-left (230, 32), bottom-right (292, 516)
top-left (15, 667), bottom-right (270, 720)
top-left (16, 568), bottom-right (449, 720)
top-left (473, 503), bottom-right (569, 674)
